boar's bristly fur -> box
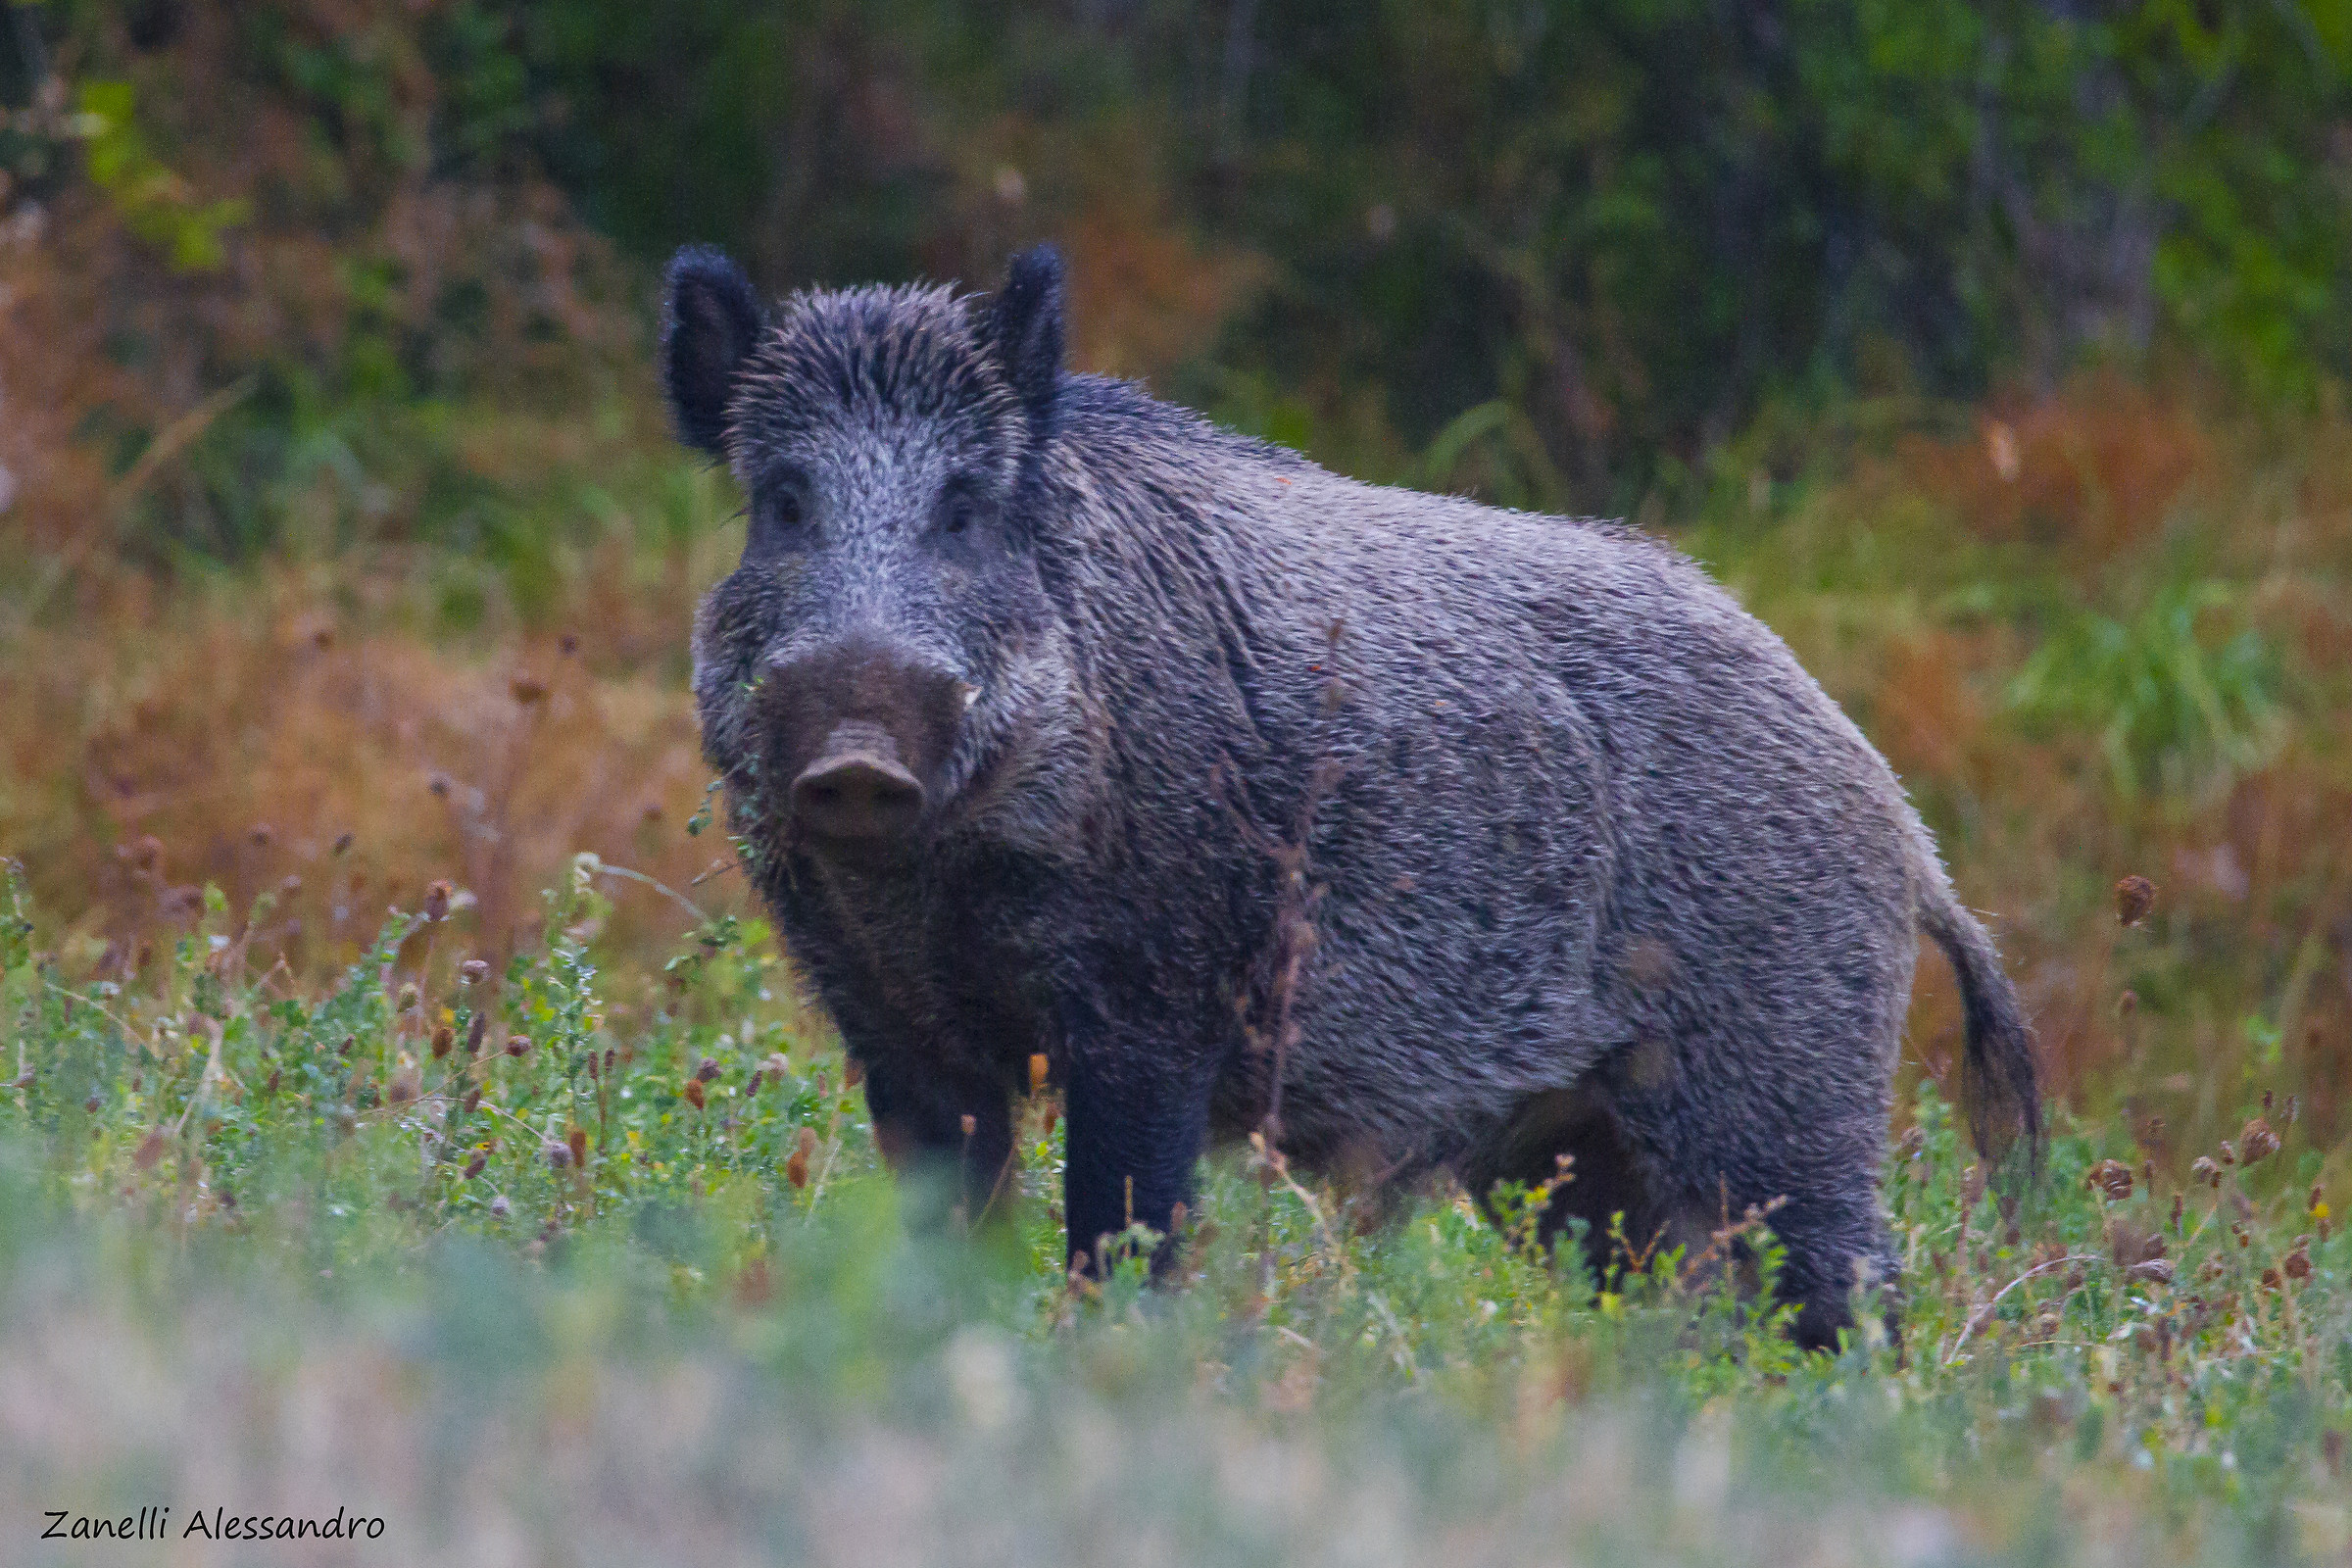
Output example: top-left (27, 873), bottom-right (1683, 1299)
top-left (670, 244), bottom-right (2040, 1350)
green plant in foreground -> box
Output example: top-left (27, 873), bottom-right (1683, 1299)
top-left (0, 858), bottom-right (2346, 1564)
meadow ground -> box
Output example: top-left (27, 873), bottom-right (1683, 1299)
top-left (3, 375), bottom-right (2350, 1565)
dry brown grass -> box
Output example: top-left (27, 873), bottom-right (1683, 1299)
top-left (2, 565), bottom-right (739, 980)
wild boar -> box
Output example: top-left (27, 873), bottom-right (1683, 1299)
top-left (664, 243), bottom-right (2038, 1348)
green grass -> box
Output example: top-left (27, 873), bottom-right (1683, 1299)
top-left (1, 857), bottom-right (2346, 1566)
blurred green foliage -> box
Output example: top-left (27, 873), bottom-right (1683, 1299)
top-left (0, 857), bottom-right (2344, 1563)
top-left (74, 77), bottom-right (247, 269)
top-left (2007, 578), bottom-right (2288, 802)
top-left (8, 0), bottom-right (2350, 521)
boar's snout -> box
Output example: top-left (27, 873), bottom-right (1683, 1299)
top-left (793, 726), bottom-right (926, 841)
top-left (759, 640), bottom-right (970, 848)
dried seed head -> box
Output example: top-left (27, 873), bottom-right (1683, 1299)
top-left (466, 1011), bottom-right (486, 1055)
top-left (566, 1126), bottom-right (588, 1166)
top-left (2311, 1183), bottom-right (2328, 1215)
top-left (506, 1034), bottom-right (530, 1057)
top-left (585, 1052), bottom-right (600, 1081)
top-left (695, 1057), bottom-right (721, 1083)
top-left (388, 1067), bottom-right (420, 1104)
top-left (2282, 1241), bottom-right (2311, 1282)
top-left (786, 1124), bottom-right (818, 1189)
top-left (265, 1068), bottom-right (280, 1094)
top-left (544, 1140), bottom-right (570, 1170)
top-left (2238, 1117), bottom-right (2279, 1164)
top-left (431, 1025), bottom-right (454, 1059)
top-left (423, 880), bottom-right (454, 921)
top-left (462, 1086), bottom-right (482, 1113)
top-left (1029, 1054), bottom-right (1050, 1094)
top-left (2170, 1193), bottom-right (2183, 1228)
top-left (2115, 874), bottom-right (2156, 928)
top-left (463, 1151), bottom-right (486, 1180)
top-left (83, 1091), bottom-right (101, 1113)
top-left (684, 1079), bottom-right (706, 1110)
top-left (2192, 1155), bottom-right (2221, 1188)
top-left (489, 1194), bottom-right (510, 1218)
top-left (460, 958), bottom-right (489, 985)
top-left (2085, 1160), bottom-right (2133, 1201)
top-left (133, 1130), bottom-right (168, 1170)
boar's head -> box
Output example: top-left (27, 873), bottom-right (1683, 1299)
top-left (664, 246), bottom-right (1080, 862)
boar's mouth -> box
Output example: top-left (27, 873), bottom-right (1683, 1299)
top-left (752, 639), bottom-right (970, 852)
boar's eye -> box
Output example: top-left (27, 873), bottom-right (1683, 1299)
top-left (749, 473), bottom-right (808, 552)
top-left (937, 478), bottom-right (985, 537)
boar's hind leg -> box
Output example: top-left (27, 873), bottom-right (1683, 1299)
top-left (1610, 1066), bottom-right (1900, 1354)
top-left (1723, 1179), bottom-right (1900, 1354)
top-left (860, 1058), bottom-right (1014, 1229)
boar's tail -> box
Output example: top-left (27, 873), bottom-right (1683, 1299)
top-left (1918, 881), bottom-right (2042, 1173)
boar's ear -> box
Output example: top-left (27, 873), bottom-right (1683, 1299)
top-left (662, 246), bottom-right (765, 458)
top-left (985, 244), bottom-right (1065, 442)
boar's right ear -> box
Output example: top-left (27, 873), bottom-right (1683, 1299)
top-left (985, 244), bottom-right (1066, 443)
top-left (662, 246), bottom-right (765, 458)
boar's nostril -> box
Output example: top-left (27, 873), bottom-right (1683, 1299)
top-left (791, 753), bottom-right (927, 841)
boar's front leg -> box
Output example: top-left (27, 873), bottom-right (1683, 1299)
top-left (859, 1056), bottom-right (1014, 1228)
top-left (1058, 1038), bottom-right (1211, 1281)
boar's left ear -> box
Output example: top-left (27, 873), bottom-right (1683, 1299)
top-left (985, 244), bottom-right (1065, 442)
top-left (662, 246), bottom-right (765, 458)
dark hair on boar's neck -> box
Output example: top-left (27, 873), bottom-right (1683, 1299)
top-left (662, 242), bottom-right (2039, 1351)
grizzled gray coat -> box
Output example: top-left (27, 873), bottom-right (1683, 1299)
top-left (663, 244), bottom-right (2039, 1348)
